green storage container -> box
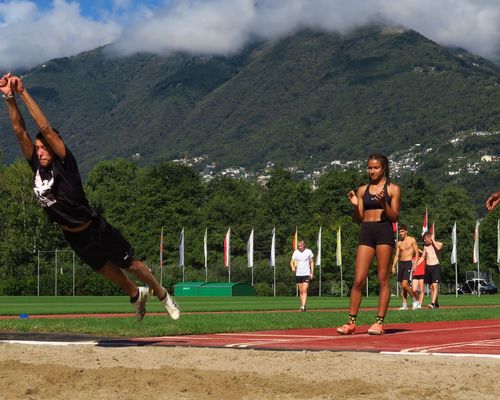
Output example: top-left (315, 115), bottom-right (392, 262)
top-left (199, 282), bottom-right (254, 297)
top-left (173, 282), bottom-right (254, 296)
top-left (174, 281), bottom-right (206, 296)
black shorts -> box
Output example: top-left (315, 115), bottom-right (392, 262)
top-left (358, 221), bottom-right (395, 248)
top-left (63, 214), bottom-right (134, 271)
top-left (296, 275), bottom-right (311, 284)
top-left (412, 275), bottom-right (425, 280)
top-left (424, 264), bottom-right (441, 284)
top-left (397, 260), bottom-right (412, 282)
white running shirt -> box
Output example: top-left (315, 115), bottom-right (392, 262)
top-left (292, 248), bottom-right (314, 276)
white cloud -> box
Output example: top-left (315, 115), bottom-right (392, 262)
top-left (110, 0), bottom-right (256, 56)
top-left (109, 0), bottom-right (500, 61)
top-left (2, 0), bottom-right (500, 71)
top-left (0, 0), bottom-right (121, 70)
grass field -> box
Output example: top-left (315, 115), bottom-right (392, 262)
top-left (0, 294), bottom-right (499, 337)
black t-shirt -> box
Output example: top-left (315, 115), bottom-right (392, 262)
top-left (29, 146), bottom-right (93, 228)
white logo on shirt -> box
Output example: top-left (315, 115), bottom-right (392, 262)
top-left (33, 169), bottom-right (57, 207)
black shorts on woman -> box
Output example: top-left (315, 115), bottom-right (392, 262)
top-left (296, 275), bottom-right (311, 284)
top-left (358, 220), bottom-right (395, 248)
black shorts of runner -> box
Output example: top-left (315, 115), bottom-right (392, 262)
top-left (63, 214), bottom-right (134, 271)
top-left (424, 264), bottom-right (441, 285)
top-left (397, 260), bottom-right (412, 282)
top-left (412, 275), bottom-right (425, 280)
top-left (296, 275), bottom-right (311, 284)
top-left (358, 221), bottom-right (395, 248)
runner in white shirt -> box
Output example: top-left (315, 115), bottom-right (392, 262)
top-left (290, 240), bottom-right (314, 312)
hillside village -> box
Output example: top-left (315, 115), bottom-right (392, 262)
top-left (167, 130), bottom-right (499, 187)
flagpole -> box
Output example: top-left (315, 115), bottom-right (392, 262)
top-left (317, 226), bottom-right (322, 297)
top-left (204, 227), bottom-right (208, 282)
top-left (452, 222), bottom-right (458, 298)
top-left (252, 262), bottom-right (254, 287)
top-left (477, 225), bottom-right (480, 299)
top-left (497, 219), bottom-right (500, 272)
top-left (272, 227), bottom-right (276, 297)
top-left (472, 220), bottom-right (482, 298)
top-left (340, 264), bottom-right (344, 298)
top-left (395, 225), bottom-right (399, 298)
top-left (160, 228), bottom-right (164, 287)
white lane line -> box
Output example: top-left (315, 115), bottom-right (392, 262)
top-left (381, 351), bottom-right (500, 360)
top-left (402, 338), bottom-right (500, 353)
top-left (0, 340), bottom-right (97, 346)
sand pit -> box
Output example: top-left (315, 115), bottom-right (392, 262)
top-left (0, 343), bottom-right (499, 400)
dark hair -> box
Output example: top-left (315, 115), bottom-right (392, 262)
top-left (35, 128), bottom-right (61, 141)
top-left (367, 153), bottom-right (390, 181)
top-left (398, 224), bottom-right (407, 231)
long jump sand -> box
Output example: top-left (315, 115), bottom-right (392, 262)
top-left (0, 342), bottom-right (499, 400)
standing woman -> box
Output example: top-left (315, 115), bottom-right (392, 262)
top-left (337, 154), bottom-right (400, 335)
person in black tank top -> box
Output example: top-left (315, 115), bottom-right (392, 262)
top-left (337, 154), bottom-right (401, 336)
top-left (1, 73), bottom-right (180, 321)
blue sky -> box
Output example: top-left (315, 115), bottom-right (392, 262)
top-left (1, 1), bottom-right (500, 71)
top-left (32, 0), bottom-right (166, 20)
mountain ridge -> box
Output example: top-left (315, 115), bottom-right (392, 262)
top-left (0, 25), bottom-right (498, 180)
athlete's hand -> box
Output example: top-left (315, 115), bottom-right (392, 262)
top-left (347, 190), bottom-right (358, 206)
top-left (485, 191), bottom-right (500, 212)
top-left (9, 76), bottom-right (24, 93)
top-left (0, 73), bottom-right (11, 96)
top-left (374, 189), bottom-right (386, 206)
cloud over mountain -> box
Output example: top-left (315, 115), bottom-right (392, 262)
top-left (1, 0), bottom-right (500, 70)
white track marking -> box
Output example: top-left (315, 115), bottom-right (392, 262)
top-left (381, 351), bottom-right (500, 360)
top-left (0, 340), bottom-right (97, 346)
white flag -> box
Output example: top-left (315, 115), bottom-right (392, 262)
top-left (421, 208), bottom-right (428, 237)
top-left (336, 226), bottom-right (342, 267)
top-left (270, 227), bottom-right (275, 268)
top-left (315, 226), bottom-right (322, 266)
top-left (178, 228), bottom-right (184, 267)
top-left (247, 229), bottom-right (254, 268)
top-left (159, 227), bottom-right (164, 269)
top-left (451, 221), bottom-right (457, 264)
top-left (204, 228), bottom-right (208, 269)
top-left (473, 220), bottom-right (479, 264)
top-left (224, 228), bottom-right (230, 268)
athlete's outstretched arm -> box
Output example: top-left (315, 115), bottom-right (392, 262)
top-left (1, 75), bottom-right (33, 159)
top-left (11, 75), bottom-right (66, 160)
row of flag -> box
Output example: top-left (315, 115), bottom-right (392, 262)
top-left (421, 209), bottom-right (499, 265)
top-left (159, 215), bottom-right (500, 269)
top-left (160, 226), bottom-right (344, 269)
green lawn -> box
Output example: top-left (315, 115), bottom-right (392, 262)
top-left (0, 294), bottom-right (499, 337)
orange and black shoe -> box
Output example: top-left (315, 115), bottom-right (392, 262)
top-left (367, 322), bottom-right (385, 335)
top-left (336, 323), bottom-right (356, 335)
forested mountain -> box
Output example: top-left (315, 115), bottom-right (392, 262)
top-left (0, 25), bottom-right (499, 180)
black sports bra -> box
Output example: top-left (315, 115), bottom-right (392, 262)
top-left (363, 182), bottom-right (392, 210)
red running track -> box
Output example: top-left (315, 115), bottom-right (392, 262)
top-left (130, 319), bottom-right (500, 357)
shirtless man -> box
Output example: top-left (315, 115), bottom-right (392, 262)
top-left (417, 231), bottom-right (444, 309)
top-left (392, 224), bottom-right (420, 310)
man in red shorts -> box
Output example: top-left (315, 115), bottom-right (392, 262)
top-left (411, 249), bottom-right (426, 307)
